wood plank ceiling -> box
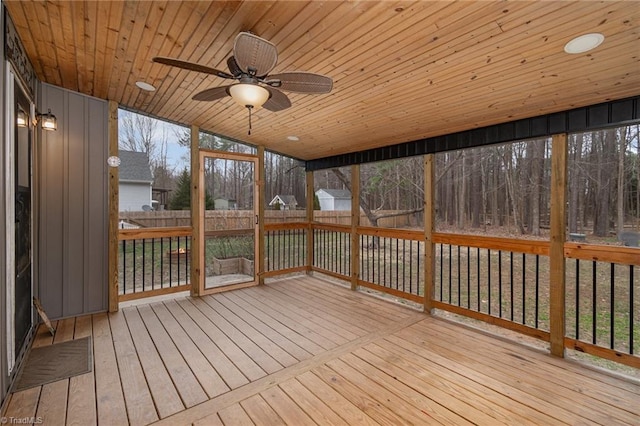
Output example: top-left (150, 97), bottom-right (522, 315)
top-left (5, 1), bottom-right (640, 161)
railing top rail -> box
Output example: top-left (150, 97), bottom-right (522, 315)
top-left (357, 226), bottom-right (423, 241)
top-left (312, 222), bottom-right (351, 232)
top-left (118, 226), bottom-right (193, 240)
top-left (433, 232), bottom-right (550, 256)
top-left (565, 242), bottom-right (640, 265)
top-left (265, 222), bottom-right (308, 231)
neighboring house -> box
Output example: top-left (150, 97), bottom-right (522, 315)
top-left (269, 195), bottom-right (298, 210)
top-left (119, 150), bottom-right (153, 211)
top-left (214, 198), bottom-right (237, 210)
top-left (315, 189), bottom-right (351, 211)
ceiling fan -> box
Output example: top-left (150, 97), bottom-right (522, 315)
top-left (153, 32), bottom-right (333, 134)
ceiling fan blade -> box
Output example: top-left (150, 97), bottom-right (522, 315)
top-left (262, 88), bottom-right (291, 112)
top-left (192, 86), bottom-right (231, 101)
top-left (233, 32), bottom-right (278, 77)
top-left (153, 57), bottom-right (234, 79)
top-left (268, 72), bottom-right (333, 94)
top-left (227, 56), bottom-right (242, 77)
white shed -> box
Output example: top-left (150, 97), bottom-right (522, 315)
top-left (118, 150), bottom-right (153, 211)
top-left (269, 195), bottom-right (298, 210)
top-left (315, 189), bottom-right (351, 211)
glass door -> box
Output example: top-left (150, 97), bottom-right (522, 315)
top-left (199, 151), bottom-right (258, 294)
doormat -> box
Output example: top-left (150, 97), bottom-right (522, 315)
top-left (13, 337), bottom-right (92, 391)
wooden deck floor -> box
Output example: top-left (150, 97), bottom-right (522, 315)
top-left (3, 276), bottom-right (639, 425)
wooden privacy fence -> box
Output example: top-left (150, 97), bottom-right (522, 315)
top-left (120, 209), bottom-right (415, 228)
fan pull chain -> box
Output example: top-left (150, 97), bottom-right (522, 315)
top-left (247, 105), bottom-right (253, 135)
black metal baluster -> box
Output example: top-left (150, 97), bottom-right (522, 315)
top-left (398, 240), bottom-right (407, 291)
top-left (186, 237), bottom-right (190, 284)
top-left (610, 263), bottom-right (615, 350)
top-left (122, 240), bottom-right (127, 294)
top-left (409, 239), bottom-right (413, 295)
top-left (176, 237), bottom-right (180, 288)
top-left (439, 243), bottom-right (443, 301)
top-left (630, 265), bottom-right (634, 355)
top-left (168, 237), bottom-right (172, 287)
top-left (395, 238), bottom-right (400, 290)
top-left (576, 259), bottom-right (580, 340)
top-left (488, 249), bottom-right (491, 315)
top-left (382, 237), bottom-right (386, 286)
top-left (467, 246), bottom-right (470, 309)
top-left (151, 237), bottom-right (155, 289)
top-left (133, 240), bottom-right (137, 293)
top-left (535, 255), bottom-right (540, 329)
top-left (522, 253), bottom-right (526, 324)
top-left (448, 244), bottom-right (452, 304)
top-left (414, 241), bottom-right (419, 296)
top-left (160, 238), bottom-right (164, 291)
top-left (592, 261), bottom-right (597, 345)
top-left (477, 247), bottom-right (481, 311)
top-left (457, 245), bottom-right (461, 306)
top-left (498, 250), bottom-right (503, 318)
top-left (510, 251), bottom-right (514, 321)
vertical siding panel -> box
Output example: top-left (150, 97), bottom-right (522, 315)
top-left (65, 93), bottom-right (85, 316)
top-left (86, 99), bottom-right (108, 312)
top-left (39, 84), bottom-right (108, 318)
top-left (40, 86), bottom-right (66, 319)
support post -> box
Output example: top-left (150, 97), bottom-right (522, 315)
top-left (350, 165), bottom-right (360, 291)
top-left (424, 154), bottom-right (435, 313)
top-left (107, 101), bottom-right (119, 312)
top-left (306, 170), bottom-right (314, 274)
top-left (550, 133), bottom-right (568, 357)
top-left (257, 146), bottom-right (265, 285)
top-left (190, 125), bottom-right (200, 297)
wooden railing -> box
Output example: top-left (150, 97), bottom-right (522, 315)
top-left (115, 219), bottom-right (638, 368)
top-left (431, 234), bottom-right (551, 341)
top-left (118, 227), bottom-right (192, 301)
top-left (264, 223), bottom-right (307, 277)
top-left (301, 222), bottom-right (639, 368)
top-left (357, 226), bottom-right (424, 304)
top-left (311, 223), bottom-right (351, 280)
top-left (563, 242), bottom-right (639, 365)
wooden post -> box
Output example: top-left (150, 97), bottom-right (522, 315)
top-left (306, 170), bottom-right (314, 274)
top-left (550, 133), bottom-right (568, 357)
top-left (424, 154), bottom-right (435, 313)
top-left (350, 165), bottom-right (360, 291)
top-left (190, 125), bottom-right (200, 297)
top-left (257, 146), bottom-right (266, 285)
top-left (107, 101), bottom-right (119, 312)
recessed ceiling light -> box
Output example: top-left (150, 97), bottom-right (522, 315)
top-left (287, 135), bottom-right (300, 141)
top-left (564, 33), bottom-right (604, 54)
top-left (135, 81), bottom-right (156, 91)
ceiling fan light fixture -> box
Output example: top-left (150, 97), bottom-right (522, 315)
top-left (229, 83), bottom-right (270, 108)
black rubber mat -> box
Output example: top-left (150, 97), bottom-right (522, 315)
top-left (13, 337), bottom-right (92, 391)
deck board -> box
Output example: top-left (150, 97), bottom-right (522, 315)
top-left (66, 315), bottom-right (97, 426)
top-left (6, 276), bottom-right (639, 426)
top-left (122, 307), bottom-right (185, 418)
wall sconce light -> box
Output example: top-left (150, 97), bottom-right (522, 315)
top-left (37, 108), bottom-right (58, 131)
top-left (16, 110), bottom-right (27, 127)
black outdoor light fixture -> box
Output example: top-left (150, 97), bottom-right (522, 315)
top-left (37, 108), bottom-right (58, 131)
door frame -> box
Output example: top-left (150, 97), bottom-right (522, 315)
top-left (5, 63), bottom-right (35, 375)
top-left (198, 149), bottom-right (259, 295)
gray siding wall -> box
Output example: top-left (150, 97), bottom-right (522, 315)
top-left (38, 84), bottom-right (108, 319)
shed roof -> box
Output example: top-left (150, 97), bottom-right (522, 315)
top-left (270, 195), bottom-right (298, 206)
top-left (316, 189), bottom-right (351, 198)
top-left (119, 150), bottom-right (153, 183)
